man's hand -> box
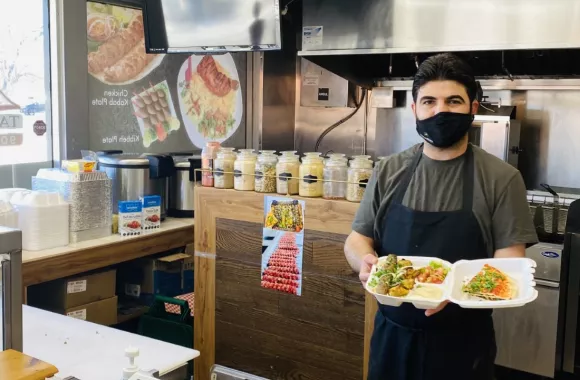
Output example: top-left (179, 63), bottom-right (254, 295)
top-left (425, 300), bottom-right (449, 317)
top-left (359, 253), bottom-right (378, 286)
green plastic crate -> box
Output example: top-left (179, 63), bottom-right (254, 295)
top-left (138, 295), bottom-right (194, 377)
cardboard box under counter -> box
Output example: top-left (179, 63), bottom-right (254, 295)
top-left (66, 296), bottom-right (118, 326)
top-left (28, 269), bottom-right (117, 311)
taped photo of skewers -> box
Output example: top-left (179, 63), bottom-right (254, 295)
top-left (261, 196), bottom-right (305, 296)
top-left (131, 81), bottom-right (181, 147)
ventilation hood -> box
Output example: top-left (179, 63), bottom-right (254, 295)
top-left (299, 0), bottom-right (580, 87)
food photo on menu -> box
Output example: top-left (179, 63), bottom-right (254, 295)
top-left (86, 2), bottom-right (246, 153)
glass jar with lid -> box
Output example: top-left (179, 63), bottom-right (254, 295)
top-left (323, 153), bottom-right (348, 200)
top-left (299, 152), bottom-right (324, 198)
top-left (276, 151), bottom-right (300, 195)
top-left (347, 155), bottom-right (373, 202)
top-left (214, 147), bottom-right (236, 189)
top-left (234, 149), bottom-right (257, 191)
top-left (255, 150), bottom-right (278, 193)
top-left (201, 141), bottom-right (221, 187)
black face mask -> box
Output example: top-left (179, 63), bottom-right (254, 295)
top-left (416, 112), bottom-right (474, 148)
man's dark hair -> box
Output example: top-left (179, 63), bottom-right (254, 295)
top-left (411, 53), bottom-right (477, 103)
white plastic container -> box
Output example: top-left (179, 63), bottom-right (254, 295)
top-left (366, 256), bottom-right (538, 310)
top-left (448, 258), bottom-right (538, 309)
top-left (365, 256), bottom-right (452, 310)
top-left (0, 200), bottom-right (18, 228)
top-left (12, 191), bottom-right (69, 251)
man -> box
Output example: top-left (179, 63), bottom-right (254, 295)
top-left (344, 53), bottom-right (537, 380)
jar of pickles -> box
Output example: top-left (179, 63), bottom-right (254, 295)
top-left (214, 147), bottom-right (236, 189)
top-left (255, 150), bottom-right (278, 193)
top-left (299, 152), bottom-right (324, 197)
top-left (201, 141), bottom-right (221, 187)
top-left (323, 153), bottom-right (348, 200)
top-left (234, 149), bottom-right (257, 191)
top-left (276, 151), bottom-right (300, 195)
top-left (347, 155), bottom-right (373, 202)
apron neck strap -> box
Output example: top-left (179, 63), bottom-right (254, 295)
top-left (393, 143), bottom-right (475, 212)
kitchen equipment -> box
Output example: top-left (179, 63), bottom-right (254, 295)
top-left (97, 153), bottom-right (174, 220)
top-left (493, 243), bottom-right (563, 378)
top-left (0, 227), bottom-right (22, 352)
top-left (234, 149), bottom-right (257, 191)
top-left (469, 104), bottom-right (522, 168)
top-left (168, 154), bottom-right (201, 218)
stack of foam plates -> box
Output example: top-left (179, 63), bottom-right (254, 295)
top-left (0, 188), bottom-right (28, 203)
top-left (12, 191), bottom-right (69, 251)
top-left (0, 200), bottom-right (18, 228)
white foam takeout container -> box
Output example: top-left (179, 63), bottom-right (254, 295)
top-left (448, 258), bottom-right (538, 309)
top-left (365, 256), bottom-right (452, 310)
top-left (366, 256), bottom-right (538, 310)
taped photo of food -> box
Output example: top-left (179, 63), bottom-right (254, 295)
top-left (264, 198), bottom-right (305, 233)
top-left (177, 53), bottom-right (243, 148)
top-left (87, 2), bottom-right (165, 85)
top-left (131, 80), bottom-right (181, 147)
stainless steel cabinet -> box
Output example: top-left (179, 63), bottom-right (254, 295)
top-left (493, 282), bottom-right (559, 378)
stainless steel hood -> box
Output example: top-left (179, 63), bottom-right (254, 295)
top-left (299, 0), bottom-right (580, 87)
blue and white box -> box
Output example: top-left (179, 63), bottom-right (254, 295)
top-left (118, 200), bottom-right (143, 237)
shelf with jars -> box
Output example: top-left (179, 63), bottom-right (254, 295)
top-left (194, 149), bottom-right (377, 202)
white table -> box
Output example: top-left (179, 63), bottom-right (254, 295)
top-left (21, 305), bottom-right (199, 380)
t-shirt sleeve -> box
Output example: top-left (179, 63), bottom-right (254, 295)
top-left (352, 167), bottom-right (380, 238)
top-left (492, 172), bottom-right (538, 250)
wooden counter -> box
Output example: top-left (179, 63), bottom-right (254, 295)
top-left (22, 218), bottom-right (194, 286)
top-left (0, 350), bottom-right (58, 380)
top-left (194, 187), bottom-right (376, 379)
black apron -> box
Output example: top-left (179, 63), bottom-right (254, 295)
top-left (368, 144), bottom-right (496, 380)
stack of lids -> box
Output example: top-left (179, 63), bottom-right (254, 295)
top-left (11, 191), bottom-right (69, 251)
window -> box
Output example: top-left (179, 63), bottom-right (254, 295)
top-left (0, 0), bottom-right (52, 188)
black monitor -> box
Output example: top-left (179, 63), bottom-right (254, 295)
top-left (142, 0), bottom-right (282, 54)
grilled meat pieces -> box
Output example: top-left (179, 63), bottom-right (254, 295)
top-left (197, 55), bottom-right (240, 97)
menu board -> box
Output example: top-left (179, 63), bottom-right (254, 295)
top-left (86, 2), bottom-right (247, 152)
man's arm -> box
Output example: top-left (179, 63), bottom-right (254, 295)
top-left (346, 166), bottom-right (381, 283)
top-left (345, 231), bottom-right (377, 284)
top-left (494, 243), bottom-right (525, 258)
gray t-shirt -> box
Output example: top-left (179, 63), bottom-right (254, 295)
top-left (352, 144), bottom-right (538, 257)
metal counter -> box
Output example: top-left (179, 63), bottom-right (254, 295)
top-left (0, 227), bottom-right (23, 351)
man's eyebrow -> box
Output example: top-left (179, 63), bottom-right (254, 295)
top-left (418, 95), bottom-right (436, 102)
top-left (446, 95), bottom-right (466, 102)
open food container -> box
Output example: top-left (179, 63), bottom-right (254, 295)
top-left (366, 255), bottom-right (538, 310)
top-left (448, 258), bottom-right (538, 309)
top-left (365, 256), bottom-right (453, 309)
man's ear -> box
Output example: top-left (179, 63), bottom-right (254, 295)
top-left (471, 100), bottom-right (479, 115)
top-left (411, 102), bottom-right (416, 117)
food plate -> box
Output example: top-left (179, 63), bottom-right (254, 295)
top-left (176, 54), bottom-right (243, 148)
top-left (448, 258), bottom-right (538, 309)
top-left (365, 255), bottom-right (452, 310)
top-left (131, 80), bottom-right (181, 147)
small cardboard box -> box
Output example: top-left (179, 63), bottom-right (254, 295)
top-left (121, 253), bottom-right (193, 303)
top-left (28, 269), bottom-right (116, 311)
top-left (118, 200), bottom-right (142, 237)
top-left (66, 296), bottom-right (118, 326)
top-left (141, 195), bottom-right (161, 231)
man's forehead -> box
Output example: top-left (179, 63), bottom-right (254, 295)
top-left (417, 80), bottom-right (469, 99)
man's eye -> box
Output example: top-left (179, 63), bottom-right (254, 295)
top-left (449, 100), bottom-right (462, 104)
top-left (422, 100), bottom-right (434, 105)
